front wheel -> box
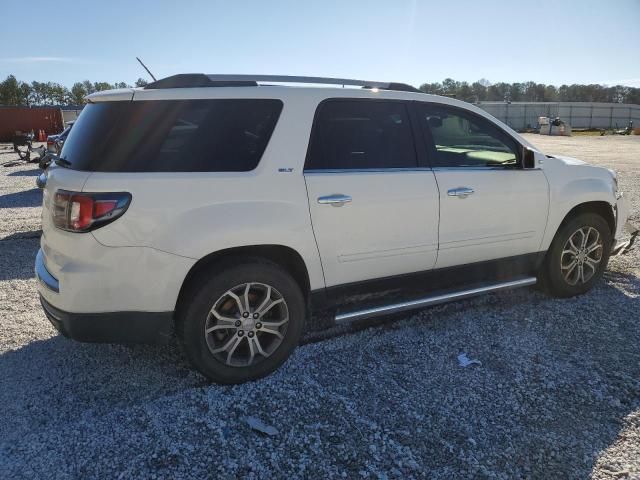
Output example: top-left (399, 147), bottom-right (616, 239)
top-left (178, 260), bottom-right (305, 384)
top-left (540, 213), bottom-right (612, 297)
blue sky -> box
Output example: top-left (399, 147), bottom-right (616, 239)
top-left (1, 0), bottom-right (639, 88)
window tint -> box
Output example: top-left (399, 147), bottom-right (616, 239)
top-left (306, 100), bottom-right (417, 170)
top-left (418, 104), bottom-right (519, 168)
top-left (60, 99), bottom-right (283, 172)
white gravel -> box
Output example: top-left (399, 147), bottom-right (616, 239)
top-left (0, 136), bottom-right (639, 479)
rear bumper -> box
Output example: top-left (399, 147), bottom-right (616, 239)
top-left (36, 235), bottom-right (195, 313)
top-left (40, 295), bottom-right (173, 344)
top-left (35, 248), bottom-right (59, 293)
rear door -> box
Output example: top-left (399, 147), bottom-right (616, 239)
top-left (413, 102), bottom-right (549, 269)
top-left (304, 99), bottom-right (439, 288)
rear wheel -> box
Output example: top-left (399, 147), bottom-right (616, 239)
top-left (179, 260), bottom-right (305, 384)
top-left (540, 213), bottom-right (612, 297)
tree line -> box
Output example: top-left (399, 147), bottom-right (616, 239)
top-left (1, 74), bottom-right (639, 106)
top-left (0, 75), bottom-right (149, 107)
top-left (419, 79), bottom-right (640, 104)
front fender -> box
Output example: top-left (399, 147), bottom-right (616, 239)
top-left (540, 176), bottom-right (616, 251)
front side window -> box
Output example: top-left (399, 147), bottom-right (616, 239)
top-left (60, 99), bottom-right (283, 172)
top-left (305, 100), bottom-right (417, 170)
top-left (418, 104), bottom-right (519, 168)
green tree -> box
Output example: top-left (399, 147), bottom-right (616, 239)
top-left (0, 75), bottom-right (21, 105)
top-left (543, 85), bottom-right (557, 102)
top-left (82, 80), bottom-right (95, 95)
top-left (457, 81), bottom-right (474, 102)
top-left (471, 82), bottom-right (487, 102)
top-left (135, 77), bottom-right (149, 87)
top-left (93, 82), bottom-right (113, 92)
top-left (441, 78), bottom-right (460, 96)
top-left (510, 83), bottom-right (524, 102)
top-left (70, 82), bottom-right (88, 105)
top-left (487, 83), bottom-right (510, 101)
top-left (18, 82), bottom-right (31, 106)
top-left (419, 82), bottom-right (442, 95)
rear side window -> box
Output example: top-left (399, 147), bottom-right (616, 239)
top-left (305, 100), bottom-right (417, 170)
top-left (60, 99), bottom-right (283, 172)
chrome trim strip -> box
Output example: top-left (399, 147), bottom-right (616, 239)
top-left (334, 277), bottom-right (536, 323)
top-left (431, 167), bottom-right (542, 171)
top-left (304, 167), bottom-right (543, 174)
top-left (305, 168), bottom-right (433, 174)
top-left (35, 249), bottom-right (59, 293)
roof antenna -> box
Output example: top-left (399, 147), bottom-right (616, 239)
top-left (136, 56), bottom-right (157, 81)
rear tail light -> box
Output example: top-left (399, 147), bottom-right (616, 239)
top-left (52, 190), bottom-right (131, 232)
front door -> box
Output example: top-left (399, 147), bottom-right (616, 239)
top-left (304, 99), bottom-right (439, 288)
top-left (413, 102), bottom-right (549, 269)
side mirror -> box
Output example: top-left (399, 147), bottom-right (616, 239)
top-left (523, 147), bottom-right (536, 169)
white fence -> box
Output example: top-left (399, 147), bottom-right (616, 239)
top-left (475, 102), bottom-right (640, 130)
top-left (61, 109), bottom-right (83, 125)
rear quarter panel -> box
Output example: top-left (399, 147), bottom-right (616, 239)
top-left (86, 92), bottom-right (326, 291)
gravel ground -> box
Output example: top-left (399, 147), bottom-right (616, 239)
top-left (0, 136), bottom-right (639, 479)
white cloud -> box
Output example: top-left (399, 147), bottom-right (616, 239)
top-left (0, 56), bottom-right (76, 63)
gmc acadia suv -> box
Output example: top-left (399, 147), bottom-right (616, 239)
top-left (35, 74), bottom-right (637, 383)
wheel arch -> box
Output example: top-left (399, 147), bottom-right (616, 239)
top-left (175, 244), bottom-right (312, 314)
top-left (557, 201), bottom-right (615, 237)
top-left (542, 200), bottom-right (615, 253)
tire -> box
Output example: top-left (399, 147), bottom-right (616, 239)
top-left (539, 213), bottom-right (612, 298)
top-left (178, 259), bottom-right (305, 384)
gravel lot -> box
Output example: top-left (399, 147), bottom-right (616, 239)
top-left (1, 136), bottom-right (639, 479)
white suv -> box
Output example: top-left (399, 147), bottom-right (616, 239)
top-left (35, 74), bottom-right (637, 383)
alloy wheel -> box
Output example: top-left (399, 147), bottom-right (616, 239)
top-left (560, 226), bottom-right (603, 286)
top-left (204, 283), bottom-right (289, 367)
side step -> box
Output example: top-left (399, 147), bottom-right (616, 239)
top-left (334, 277), bottom-right (537, 324)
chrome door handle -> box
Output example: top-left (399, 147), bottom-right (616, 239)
top-left (317, 194), bottom-right (352, 206)
top-left (447, 187), bottom-right (474, 198)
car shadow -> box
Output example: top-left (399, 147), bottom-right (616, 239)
top-left (7, 168), bottom-right (41, 177)
top-left (0, 236), bottom-right (40, 280)
top-left (0, 229), bottom-right (42, 241)
top-left (0, 188), bottom-right (42, 208)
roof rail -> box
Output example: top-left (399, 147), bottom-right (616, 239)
top-left (144, 74), bottom-right (421, 93)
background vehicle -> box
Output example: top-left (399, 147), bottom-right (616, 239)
top-left (46, 121), bottom-right (74, 155)
top-left (35, 74), bottom-right (637, 384)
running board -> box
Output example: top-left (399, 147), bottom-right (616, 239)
top-left (334, 277), bottom-right (537, 324)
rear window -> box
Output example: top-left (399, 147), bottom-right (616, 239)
top-left (59, 99), bottom-right (283, 172)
